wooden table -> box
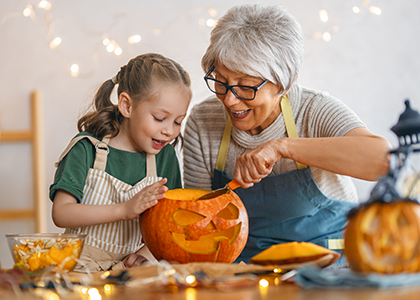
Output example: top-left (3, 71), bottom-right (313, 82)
top-left (1, 263), bottom-right (420, 300)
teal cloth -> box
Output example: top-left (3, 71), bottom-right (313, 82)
top-left (295, 265), bottom-right (420, 289)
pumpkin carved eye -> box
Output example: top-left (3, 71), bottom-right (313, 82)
top-left (172, 209), bottom-right (205, 226)
top-left (217, 203), bottom-right (239, 220)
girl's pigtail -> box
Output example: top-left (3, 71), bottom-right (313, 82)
top-left (77, 78), bottom-right (123, 139)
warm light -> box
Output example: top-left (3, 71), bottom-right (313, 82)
top-left (322, 32), bottom-right (332, 42)
top-left (70, 64), bottom-right (79, 77)
top-left (208, 8), bottom-right (217, 17)
top-left (38, 0), bottom-right (51, 10)
top-left (185, 275), bottom-right (196, 284)
top-left (206, 19), bottom-right (216, 27)
top-left (198, 18), bottom-right (205, 26)
top-left (352, 6), bottom-right (360, 14)
top-left (369, 6), bottom-right (382, 15)
top-left (332, 26), bottom-right (339, 32)
top-left (48, 292), bottom-right (59, 300)
top-left (313, 31), bottom-right (322, 40)
top-left (49, 37), bottom-right (61, 49)
top-left (104, 284), bottom-right (112, 295)
top-left (102, 38), bottom-right (110, 46)
top-left (153, 29), bottom-right (161, 35)
top-left (274, 277), bottom-right (280, 285)
top-left (114, 47), bottom-right (122, 56)
top-left (273, 268), bottom-right (282, 273)
top-left (259, 278), bottom-right (269, 288)
top-left (319, 9), bottom-right (328, 22)
top-left (186, 288), bottom-right (196, 300)
top-left (128, 35), bottom-right (141, 44)
top-left (106, 43), bottom-right (115, 52)
top-left (23, 5), bottom-right (32, 17)
top-left (87, 288), bottom-right (102, 300)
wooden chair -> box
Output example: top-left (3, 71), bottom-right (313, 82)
top-left (0, 90), bottom-right (47, 233)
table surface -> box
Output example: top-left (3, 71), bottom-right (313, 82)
top-left (2, 271), bottom-right (420, 300)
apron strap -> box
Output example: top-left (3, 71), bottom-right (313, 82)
top-left (146, 154), bottom-right (157, 177)
top-left (215, 117), bottom-right (232, 172)
top-left (215, 95), bottom-right (307, 171)
top-left (280, 95), bottom-right (307, 170)
top-left (54, 135), bottom-right (110, 172)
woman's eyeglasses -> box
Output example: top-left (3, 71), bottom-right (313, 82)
top-left (204, 66), bottom-right (268, 101)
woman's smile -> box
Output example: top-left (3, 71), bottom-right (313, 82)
top-left (231, 108), bottom-right (251, 119)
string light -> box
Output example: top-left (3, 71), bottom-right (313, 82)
top-left (322, 32), bottom-right (332, 42)
top-left (6, 1), bottom-right (383, 74)
top-left (70, 64), bottom-right (79, 77)
top-left (38, 1), bottom-right (51, 11)
top-left (206, 19), bottom-right (216, 27)
top-left (319, 9), bottom-right (328, 22)
top-left (106, 42), bottom-right (115, 53)
top-left (207, 8), bottom-right (217, 17)
top-left (369, 6), bottom-right (382, 15)
top-left (127, 35), bottom-right (141, 44)
top-left (259, 278), bottom-right (269, 288)
top-left (114, 47), bottom-right (122, 56)
top-left (49, 37), bottom-right (61, 49)
top-left (185, 275), bottom-right (196, 285)
top-left (22, 5), bottom-right (32, 17)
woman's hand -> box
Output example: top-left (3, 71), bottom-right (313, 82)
top-left (122, 178), bottom-right (168, 221)
top-left (233, 140), bottom-right (281, 188)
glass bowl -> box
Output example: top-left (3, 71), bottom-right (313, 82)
top-left (6, 233), bottom-right (86, 272)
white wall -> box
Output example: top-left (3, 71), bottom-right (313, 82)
top-left (0, 0), bottom-right (419, 268)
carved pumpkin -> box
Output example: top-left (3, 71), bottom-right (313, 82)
top-left (141, 188), bottom-right (249, 264)
top-left (344, 200), bottom-right (420, 274)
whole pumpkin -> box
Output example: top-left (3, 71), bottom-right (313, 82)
top-left (141, 188), bottom-right (249, 264)
top-left (344, 200), bottom-right (420, 274)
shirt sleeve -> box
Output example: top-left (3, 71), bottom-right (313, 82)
top-left (49, 138), bottom-right (94, 202)
top-left (304, 92), bottom-right (367, 138)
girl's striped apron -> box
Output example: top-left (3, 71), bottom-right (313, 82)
top-left (55, 135), bottom-right (160, 271)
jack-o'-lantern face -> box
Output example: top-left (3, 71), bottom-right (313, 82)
top-left (141, 189), bottom-right (249, 264)
top-left (170, 203), bottom-right (242, 254)
top-left (344, 201), bottom-right (420, 274)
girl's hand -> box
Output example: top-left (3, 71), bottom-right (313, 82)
top-left (234, 140), bottom-right (283, 188)
top-left (123, 178), bottom-right (168, 220)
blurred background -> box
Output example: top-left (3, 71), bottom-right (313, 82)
top-left (0, 0), bottom-right (419, 268)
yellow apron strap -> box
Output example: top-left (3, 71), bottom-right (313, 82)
top-left (280, 95), bottom-right (307, 170)
top-left (54, 135), bottom-right (110, 172)
top-left (146, 154), bottom-right (157, 177)
top-left (215, 117), bottom-right (232, 172)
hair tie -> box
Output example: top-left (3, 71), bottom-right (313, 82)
top-left (111, 75), bottom-right (117, 84)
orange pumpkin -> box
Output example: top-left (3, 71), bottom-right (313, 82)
top-left (344, 200), bottom-right (420, 274)
top-left (141, 188), bottom-right (249, 264)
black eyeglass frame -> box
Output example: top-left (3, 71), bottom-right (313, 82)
top-left (204, 66), bottom-right (268, 101)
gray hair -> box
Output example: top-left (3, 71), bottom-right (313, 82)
top-left (201, 3), bottom-right (304, 94)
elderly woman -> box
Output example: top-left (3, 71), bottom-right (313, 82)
top-left (183, 3), bottom-right (390, 263)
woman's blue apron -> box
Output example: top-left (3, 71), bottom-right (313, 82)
top-left (212, 95), bottom-right (357, 263)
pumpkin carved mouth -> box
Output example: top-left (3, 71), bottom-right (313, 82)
top-left (170, 223), bottom-right (242, 254)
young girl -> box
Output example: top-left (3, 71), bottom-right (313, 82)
top-left (49, 53), bottom-right (192, 272)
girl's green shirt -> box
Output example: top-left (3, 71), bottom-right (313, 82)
top-left (49, 132), bottom-right (182, 202)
